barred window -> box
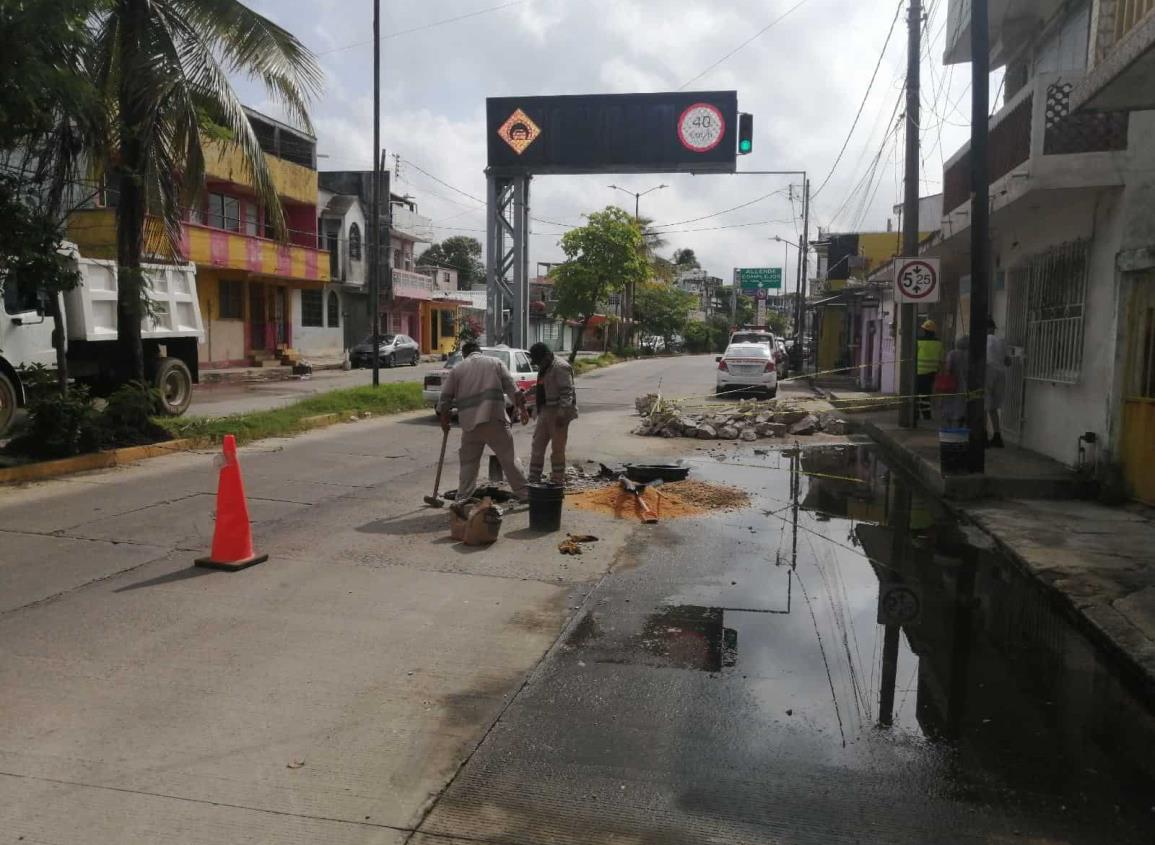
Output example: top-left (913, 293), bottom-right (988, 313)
top-left (218, 280), bottom-right (243, 319)
top-left (1025, 240), bottom-right (1088, 384)
top-left (301, 290), bottom-right (323, 327)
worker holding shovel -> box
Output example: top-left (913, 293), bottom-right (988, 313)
top-left (438, 341), bottom-right (530, 503)
top-left (527, 342), bottom-right (578, 486)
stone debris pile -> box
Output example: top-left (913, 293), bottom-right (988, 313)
top-left (633, 393), bottom-right (850, 440)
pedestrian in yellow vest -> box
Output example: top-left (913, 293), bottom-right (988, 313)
top-left (916, 319), bottom-right (943, 421)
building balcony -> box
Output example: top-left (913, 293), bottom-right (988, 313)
top-left (390, 206), bottom-right (433, 242)
top-left (1071, 0), bottom-right (1155, 112)
top-left (67, 209), bottom-right (330, 283)
top-left (940, 71), bottom-right (1129, 237)
top-left (392, 268), bottom-right (436, 300)
top-left (944, 0), bottom-right (1063, 66)
top-left (203, 140), bottom-right (318, 206)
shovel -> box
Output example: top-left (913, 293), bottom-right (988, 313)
top-left (619, 476), bottom-right (658, 524)
top-left (424, 428), bottom-right (449, 508)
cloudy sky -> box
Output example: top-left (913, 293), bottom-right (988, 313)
top-left (243, 0), bottom-right (992, 292)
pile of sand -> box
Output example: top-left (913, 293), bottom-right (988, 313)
top-left (566, 480), bottom-right (749, 521)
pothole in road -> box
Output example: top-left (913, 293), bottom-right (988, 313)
top-left (566, 480), bottom-right (750, 521)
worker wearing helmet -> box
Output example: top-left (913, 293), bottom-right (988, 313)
top-left (526, 342), bottom-right (578, 485)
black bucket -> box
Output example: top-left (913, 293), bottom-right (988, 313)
top-left (939, 427), bottom-right (970, 475)
top-left (527, 482), bottom-right (565, 532)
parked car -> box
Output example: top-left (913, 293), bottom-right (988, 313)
top-left (423, 345), bottom-right (538, 414)
top-left (728, 329), bottom-right (775, 349)
top-left (728, 329), bottom-right (787, 377)
top-left (716, 342), bottom-right (777, 398)
top-left (351, 333), bottom-right (420, 368)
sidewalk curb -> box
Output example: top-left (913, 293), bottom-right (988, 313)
top-left (856, 417), bottom-right (1155, 703)
top-left (0, 438), bottom-right (209, 486)
top-left (961, 507), bottom-right (1155, 705)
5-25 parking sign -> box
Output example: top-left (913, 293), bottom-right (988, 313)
top-left (895, 257), bottom-right (940, 303)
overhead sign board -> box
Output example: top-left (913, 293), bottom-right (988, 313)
top-left (737, 267), bottom-right (783, 291)
top-left (486, 91), bottom-right (738, 175)
top-left (895, 257), bottom-right (940, 303)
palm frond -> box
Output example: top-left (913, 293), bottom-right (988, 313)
top-left (169, 0), bottom-right (322, 130)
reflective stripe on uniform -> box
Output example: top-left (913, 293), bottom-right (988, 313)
top-left (455, 387), bottom-right (507, 409)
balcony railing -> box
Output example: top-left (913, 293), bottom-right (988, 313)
top-left (391, 268), bottom-right (435, 299)
top-left (1099, 0), bottom-right (1155, 60)
top-left (68, 209), bottom-right (329, 282)
top-left (942, 72), bottom-right (1129, 215)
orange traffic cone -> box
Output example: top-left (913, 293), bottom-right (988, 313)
top-left (195, 434), bottom-right (268, 571)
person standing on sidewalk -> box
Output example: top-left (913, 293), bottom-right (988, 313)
top-left (526, 342), bottom-right (578, 485)
top-left (916, 319), bottom-right (943, 421)
top-left (438, 341), bottom-right (529, 502)
top-left (985, 317), bottom-right (1010, 447)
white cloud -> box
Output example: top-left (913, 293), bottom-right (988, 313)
top-left (231, 0), bottom-right (977, 282)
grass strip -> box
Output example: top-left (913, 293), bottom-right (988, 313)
top-left (160, 383), bottom-right (425, 445)
top-left (573, 352), bottom-right (623, 375)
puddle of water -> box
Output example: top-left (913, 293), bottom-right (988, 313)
top-left (615, 444), bottom-right (1155, 831)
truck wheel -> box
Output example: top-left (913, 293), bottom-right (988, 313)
top-left (0, 372), bottom-right (17, 435)
top-left (153, 357), bottom-right (193, 416)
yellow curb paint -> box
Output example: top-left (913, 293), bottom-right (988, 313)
top-left (0, 438), bottom-right (207, 486)
top-left (299, 412), bottom-right (341, 430)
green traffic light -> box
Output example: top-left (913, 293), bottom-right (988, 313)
top-left (739, 139), bottom-right (752, 153)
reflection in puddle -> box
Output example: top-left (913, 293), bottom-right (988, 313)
top-left (615, 444), bottom-right (1155, 833)
top-left (638, 605), bottom-right (737, 672)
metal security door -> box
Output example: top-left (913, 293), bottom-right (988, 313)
top-left (1002, 268), bottom-right (1029, 440)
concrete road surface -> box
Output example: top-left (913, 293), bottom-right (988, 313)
top-left (2, 356), bottom-right (1152, 843)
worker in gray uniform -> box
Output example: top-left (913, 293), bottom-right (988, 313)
top-left (437, 341), bottom-right (529, 502)
top-left (527, 342), bottom-right (578, 485)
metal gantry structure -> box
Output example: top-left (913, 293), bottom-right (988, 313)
top-left (485, 172), bottom-right (531, 348)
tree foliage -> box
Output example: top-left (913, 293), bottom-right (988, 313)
top-left (0, 0), bottom-right (94, 151)
top-left (672, 247), bottom-right (700, 269)
top-left (633, 282), bottom-right (695, 349)
top-left (551, 207), bottom-right (649, 363)
top-left (417, 235), bottom-right (483, 290)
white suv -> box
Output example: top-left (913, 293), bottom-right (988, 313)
top-left (716, 342), bottom-right (777, 399)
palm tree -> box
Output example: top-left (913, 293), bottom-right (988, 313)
top-left (88, 0), bottom-right (322, 381)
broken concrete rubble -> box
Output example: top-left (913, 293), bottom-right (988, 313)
top-left (633, 394), bottom-right (850, 441)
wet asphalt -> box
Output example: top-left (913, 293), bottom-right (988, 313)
top-left (413, 362), bottom-right (1155, 844)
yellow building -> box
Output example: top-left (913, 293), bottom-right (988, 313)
top-left (68, 108), bottom-right (332, 369)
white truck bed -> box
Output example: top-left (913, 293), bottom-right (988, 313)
top-left (65, 256), bottom-right (204, 343)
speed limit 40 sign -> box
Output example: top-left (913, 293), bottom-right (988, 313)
top-left (895, 257), bottom-right (940, 303)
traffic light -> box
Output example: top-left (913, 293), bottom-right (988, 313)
top-left (738, 112), bottom-right (753, 155)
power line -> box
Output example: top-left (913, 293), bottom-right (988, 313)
top-left (810, 0), bottom-right (904, 201)
top-left (679, 0), bottom-right (813, 90)
top-left (315, 1), bottom-right (526, 56)
top-left (649, 188), bottom-right (789, 229)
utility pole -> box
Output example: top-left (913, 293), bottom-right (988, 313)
top-left (799, 177), bottom-right (810, 366)
top-left (898, 0), bottom-right (922, 427)
top-left (369, 0), bottom-right (381, 387)
top-left (966, 0), bottom-right (990, 471)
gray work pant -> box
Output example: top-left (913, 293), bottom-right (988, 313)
top-left (458, 419), bottom-right (528, 501)
top-left (529, 407), bottom-right (572, 484)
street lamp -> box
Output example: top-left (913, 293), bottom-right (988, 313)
top-left (608, 183), bottom-right (668, 221)
top-left (607, 184), bottom-right (666, 350)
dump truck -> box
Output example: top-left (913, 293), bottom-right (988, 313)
top-left (0, 244), bottom-right (204, 434)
